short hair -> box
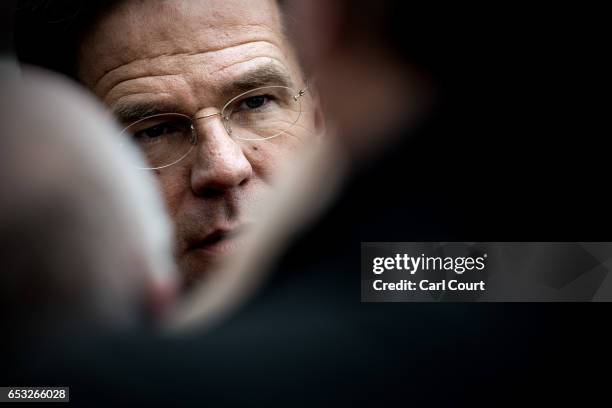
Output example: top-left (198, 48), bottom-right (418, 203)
top-left (15, 0), bottom-right (120, 79)
top-left (14, 0), bottom-right (289, 81)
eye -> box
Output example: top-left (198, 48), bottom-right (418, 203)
top-left (133, 122), bottom-right (181, 143)
top-left (237, 94), bottom-right (273, 111)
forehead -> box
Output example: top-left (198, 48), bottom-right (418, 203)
top-left (78, 0), bottom-right (293, 97)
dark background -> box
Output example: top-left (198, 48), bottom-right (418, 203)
top-left (1, 1), bottom-right (610, 406)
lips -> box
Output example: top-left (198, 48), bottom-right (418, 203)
top-left (185, 225), bottom-right (247, 256)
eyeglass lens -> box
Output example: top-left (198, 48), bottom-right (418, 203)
top-left (121, 86), bottom-right (303, 169)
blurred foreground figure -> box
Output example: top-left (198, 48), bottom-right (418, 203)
top-left (172, 0), bottom-right (433, 328)
top-left (165, 1), bottom-right (538, 406)
top-left (0, 64), bottom-right (177, 350)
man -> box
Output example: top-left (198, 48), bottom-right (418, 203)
top-left (16, 0), bottom-right (324, 285)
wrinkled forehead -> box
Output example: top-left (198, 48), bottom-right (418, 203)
top-left (77, 0), bottom-right (286, 89)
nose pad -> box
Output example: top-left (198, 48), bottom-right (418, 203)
top-left (195, 111), bottom-right (232, 136)
top-left (223, 115), bottom-right (232, 136)
top-left (195, 110), bottom-right (236, 138)
top-left (189, 123), bottom-right (197, 145)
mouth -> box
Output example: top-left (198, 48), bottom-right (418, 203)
top-left (186, 226), bottom-right (247, 256)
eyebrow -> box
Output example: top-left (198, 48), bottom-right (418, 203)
top-left (111, 63), bottom-right (296, 124)
top-left (229, 64), bottom-right (295, 94)
top-left (112, 101), bottom-right (182, 125)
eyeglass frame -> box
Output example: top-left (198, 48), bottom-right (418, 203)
top-left (120, 84), bottom-right (309, 170)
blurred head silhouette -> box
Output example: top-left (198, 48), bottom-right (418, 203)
top-left (0, 64), bottom-right (177, 344)
top-left (285, 0), bottom-right (435, 161)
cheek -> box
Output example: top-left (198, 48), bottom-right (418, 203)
top-left (248, 109), bottom-right (318, 161)
top-left (153, 167), bottom-right (190, 219)
top-left (241, 135), bottom-right (304, 180)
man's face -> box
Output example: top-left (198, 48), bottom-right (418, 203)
top-left (78, 0), bottom-right (319, 283)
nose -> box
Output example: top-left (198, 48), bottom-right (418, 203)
top-left (190, 110), bottom-right (252, 196)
